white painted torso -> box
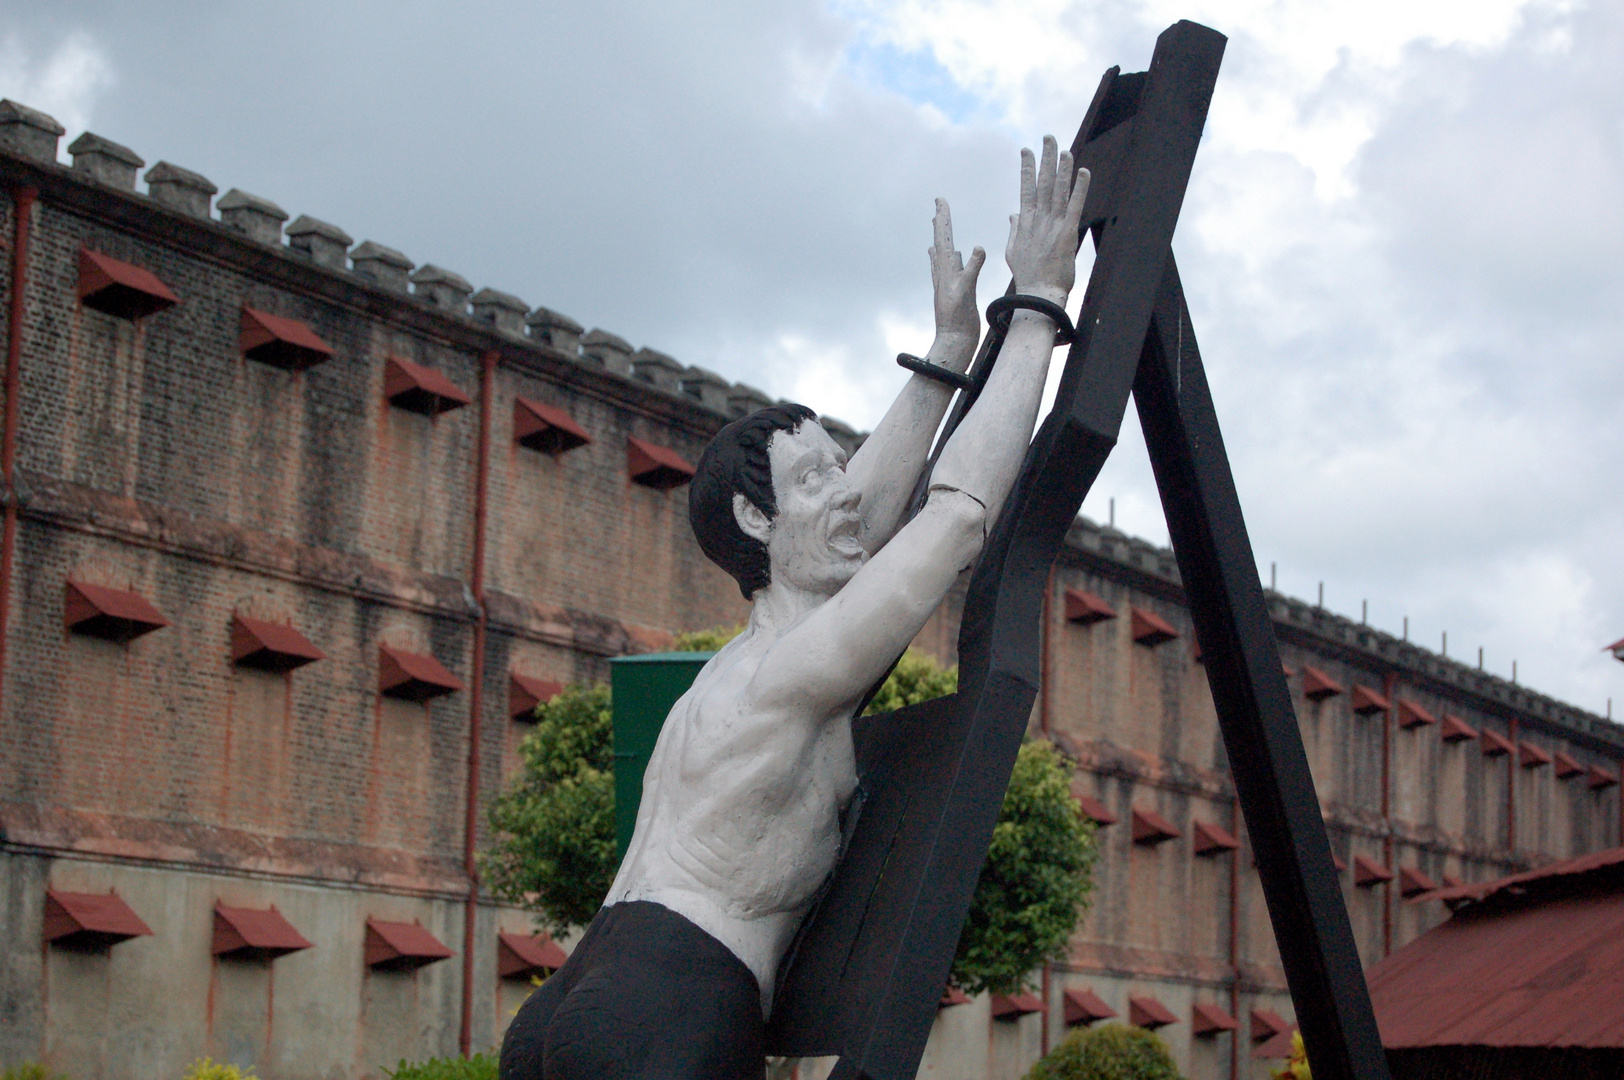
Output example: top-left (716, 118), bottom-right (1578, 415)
top-left (605, 627), bottom-right (860, 1016)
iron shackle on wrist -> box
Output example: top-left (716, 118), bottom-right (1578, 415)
top-left (985, 293), bottom-right (1076, 346)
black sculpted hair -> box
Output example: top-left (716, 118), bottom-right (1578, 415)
top-left (689, 403), bottom-right (818, 599)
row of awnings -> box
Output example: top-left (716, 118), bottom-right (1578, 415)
top-left (43, 888), bottom-right (565, 977)
top-left (1064, 586), bottom-right (1621, 789)
top-left (62, 578), bottom-right (564, 717)
top-left (77, 247), bottom-right (696, 489)
top-left (945, 983), bottom-right (1296, 1049)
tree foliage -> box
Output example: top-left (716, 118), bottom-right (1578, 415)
top-left (384, 1056), bottom-right (498, 1080)
top-left (1024, 1023), bottom-right (1184, 1080)
top-left (482, 635), bottom-right (1097, 1000)
top-left (480, 683), bottom-right (616, 934)
top-left (952, 738), bottom-right (1098, 995)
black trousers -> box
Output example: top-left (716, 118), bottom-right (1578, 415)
top-left (499, 901), bottom-right (766, 1080)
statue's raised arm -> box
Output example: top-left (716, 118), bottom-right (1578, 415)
top-left (501, 137), bottom-right (1089, 1080)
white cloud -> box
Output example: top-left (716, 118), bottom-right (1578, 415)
top-left (0, 31), bottom-right (112, 148)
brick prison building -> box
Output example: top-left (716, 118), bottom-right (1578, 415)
top-left (0, 99), bottom-right (1619, 1080)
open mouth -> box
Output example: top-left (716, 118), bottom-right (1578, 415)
top-left (828, 514), bottom-right (865, 557)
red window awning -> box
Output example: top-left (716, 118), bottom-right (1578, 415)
top-left (1397, 699), bottom-right (1437, 729)
top-left (1251, 1007), bottom-right (1291, 1042)
top-left (1589, 766), bottom-right (1619, 791)
top-left (65, 579), bottom-right (169, 643)
top-left (1075, 794), bottom-right (1117, 826)
top-left (1481, 729), bottom-right (1514, 758)
top-left (1192, 820), bottom-right (1240, 857)
top-left (232, 614), bottom-right (323, 672)
top-left (1131, 807), bottom-right (1181, 846)
top-left (213, 902), bottom-right (312, 960)
top-left (1399, 866), bottom-right (1438, 899)
top-left (497, 931), bottom-right (568, 979)
top-left (1192, 1002), bottom-right (1239, 1037)
top-left (1519, 742), bottom-right (1552, 770)
top-left (1254, 1026), bottom-right (1298, 1059)
top-left (240, 306), bottom-right (334, 371)
top-left (1063, 987), bottom-right (1117, 1025)
top-left (1129, 606), bottom-right (1178, 647)
top-left (384, 356), bottom-right (471, 416)
top-left (514, 397), bottom-right (591, 456)
top-left (78, 248), bottom-right (179, 320)
top-left (627, 436), bottom-right (694, 490)
top-left (1129, 994), bottom-right (1177, 1029)
top-left (1350, 684), bottom-right (1390, 716)
top-left (509, 673), bottom-right (563, 721)
top-left (44, 888), bottom-right (153, 950)
top-left (1354, 855), bottom-right (1394, 888)
top-left (1301, 665), bottom-right (1344, 701)
top-left (1440, 713), bottom-right (1478, 743)
top-left (1553, 751), bottom-right (1585, 779)
top-left (990, 992), bottom-right (1045, 1020)
top-left (1063, 588), bottom-right (1116, 625)
top-left (379, 644), bottom-right (465, 703)
top-left (938, 985), bottom-right (971, 1009)
top-left (365, 917), bottom-right (453, 971)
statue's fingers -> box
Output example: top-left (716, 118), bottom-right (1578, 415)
top-left (1006, 214), bottom-right (1019, 262)
top-left (966, 246), bottom-right (986, 280)
top-left (1036, 135), bottom-right (1057, 214)
top-left (933, 198), bottom-right (953, 257)
top-left (1065, 163), bottom-right (1091, 232)
top-left (1019, 147), bottom-right (1036, 217)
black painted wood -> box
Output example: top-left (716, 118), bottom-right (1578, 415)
top-left (1133, 255), bottom-right (1391, 1080)
top-left (766, 22), bottom-right (1231, 1080)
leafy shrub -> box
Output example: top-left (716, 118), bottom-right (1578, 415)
top-left (481, 683), bottom-right (616, 933)
top-left (670, 625), bottom-right (741, 652)
top-left (1271, 1031), bottom-right (1310, 1080)
top-left (2, 1063), bottom-right (71, 1080)
top-left (1024, 1023), bottom-right (1183, 1080)
top-left (384, 1054), bottom-right (498, 1080)
top-left (952, 739), bottom-right (1098, 995)
top-left (182, 1060), bottom-right (257, 1080)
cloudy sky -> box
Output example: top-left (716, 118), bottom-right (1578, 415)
top-left (2, 0), bottom-right (1620, 715)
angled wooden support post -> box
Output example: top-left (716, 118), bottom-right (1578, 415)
top-left (768, 19), bottom-right (1389, 1080)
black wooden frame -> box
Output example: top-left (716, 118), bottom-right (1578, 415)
top-left (767, 21), bottom-right (1390, 1080)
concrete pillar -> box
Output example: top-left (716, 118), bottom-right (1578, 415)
top-left (680, 366), bottom-right (731, 413)
top-left (0, 100), bottom-right (64, 163)
top-left (286, 215), bottom-right (353, 269)
top-left (525, 307), bottom-right (583, 356)
top-left (216, 189), bottom-right (289, 246)
top-left (631, 348), bottom-right (685, 392)
top-left (145, 162), bottom-right (217, 218)
top-left (350, 240), bottom-right (413, 293)
top-left (581, 329), bottom-right (634, 377)
top-left (410, 265), bottom-right (474, 313)
top-left (470, 288), bottom-right (528, 336)
top-left (67, 132), bottom-right (143, 191)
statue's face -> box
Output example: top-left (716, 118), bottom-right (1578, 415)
top-left (763, 422), bottom-right (865, 596)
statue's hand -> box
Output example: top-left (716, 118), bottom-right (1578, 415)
top-left (1005, 135), bottom-right (1090, 305)
top-left (929, 198), bottom-right (985, 363)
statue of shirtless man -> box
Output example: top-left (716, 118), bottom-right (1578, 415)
top-left (501, 137), bottom-right (1089, 1080)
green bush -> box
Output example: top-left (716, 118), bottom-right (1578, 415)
top-left (2, 1063), bottom-right (71, 1080)
top-left (1024, 1023), bottom-right (1184, 1080)
top-left (481, 683), bottom-right (616, 933)
top-left (670, 625), bottom-right (741, 651)
top-left (182, 1060), bottom-right (257, 1080)
top-left (951, 739), bottom-right (1098, 995)
top-left (384, 1055), bottom-right (498, 1080)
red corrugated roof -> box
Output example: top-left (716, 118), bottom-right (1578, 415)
top-left (1397, 700), bottom-right (1437, 729)
top-left (1129, 607), bottom-right (1178, 646)
top-left (939, 986), bottom-right (971, 1008)
top-left (1192, 820), bottom-right (1239, 856)
top-left (383, 356), bottom-right (471, 415)
top-left (365, 917), bottom-right (452, 970)
top-left (1129, 995), bottom-right (1177, 1029)
top-left (379, 644), bottom-right (465, 702)
top-left (498, 931), bottom-right (568, 978)
top-left (1192, 1002), bottom-right (1238, 1036)
top-left (1075, 794), bottom-right (1117, 826)
top-left (1063, 588), bottom-right (1116, 625)
top-left (1350, 684), bottom-right (1390, 715)
top-left (44, 889), bottom-right (153, 946)
top-left (231, 615), bottom-right (323, 672)
top-left (1063, 988), bottom-right (1116, 1025)
top-left (990, 993), bottom-right (1045, 1019)
top-left (1368, 850), bottom-right (1624, 1049)
top-left (1302, 666), bottom-right (1344, 700)
top-left (240, 306), bottom-right (333, 371)
top-left (513, 397), bottom-right (591, 455)
top-left (64, 579), bottom-right (170, 643)
top-left (78, 248), bottom-right (179, 320)
top-left (1131, 807), bottom-right (1180, 846)
top-left (213, 902), bottom-right (312, 959)
top-left (627, 436), bottom-right (694, 489)
top-left (509, 673), bottom-right (563, 720)
top-left (1251, 1008), bottom-right (1291, 1042)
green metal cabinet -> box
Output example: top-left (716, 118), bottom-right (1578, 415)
top-left (609, 652), bottom-right (713, 863)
